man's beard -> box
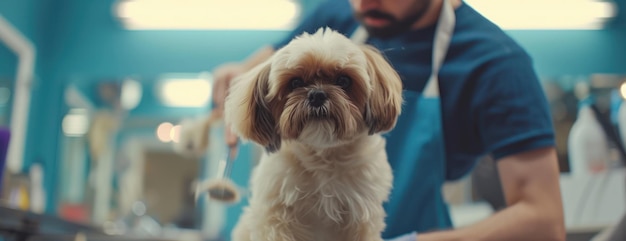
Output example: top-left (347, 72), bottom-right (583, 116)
top-left (354, 2), bottom-right (431, 39)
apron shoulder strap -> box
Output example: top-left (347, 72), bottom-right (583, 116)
top-left (350, 25), bottom-right (369, 43)
top-left (423, 0), bottom-right (456, 97)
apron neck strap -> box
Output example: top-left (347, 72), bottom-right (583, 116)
top-left (423, 0), bottom-right (455, 97)
top-left (350, 25), bottom-right (369, 44)
top-left (350, 0), bottom-right (456, 97)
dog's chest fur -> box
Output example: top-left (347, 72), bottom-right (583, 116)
top-left (293, 169), bottom-right (374, 240)
top-left (256, 139), bottom-right (392, 237)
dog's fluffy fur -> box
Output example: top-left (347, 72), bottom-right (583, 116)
top-left (224, 27), bottom-right (403, 241)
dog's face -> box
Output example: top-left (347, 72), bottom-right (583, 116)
top-left (225, 28), bottom-right (403, 152)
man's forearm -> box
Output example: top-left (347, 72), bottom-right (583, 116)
top-left (419, 148), bottom-right (565, 241)
top-left (418, 200), bottom-right (565, 241)
top-left (241, 45), bottom-right (276, 71)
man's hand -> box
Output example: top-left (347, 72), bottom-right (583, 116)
top-left (211, 46), bottom-right (276, 155)
top-left (211, 63), bottom-right (248, 157)
top-left (212, 63), bottom-right (247, 112)
top-left (212, 63), bottom-right (245, 158)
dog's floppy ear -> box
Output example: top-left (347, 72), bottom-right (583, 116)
top-left (360, 45), bottom-right (404, 135)
top-left (224, 61), bottom-right (281, 152)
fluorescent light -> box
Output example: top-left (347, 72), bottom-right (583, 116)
top-left (465, 0), bottom-right (616, 30)
top-left (158, 78), bottom-right (212, 107)
top-left (114, 0), bottom-right (301, 30)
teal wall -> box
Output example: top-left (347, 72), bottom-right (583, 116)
top-left (1, 0), bottom-right (625, 237)
top-left (0, 0), bottom-right (59, 212)
top-left (0, 0), bottom-right (53, 122)
top-left (0, 43), bottom-right (16, 78)
top-left (0, 0), bottom-right (52, 43)
top-left (509, 29), bottom-right (626, 77)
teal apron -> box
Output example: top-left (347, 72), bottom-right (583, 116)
top-left (351, 0), bottom-right (457, 238)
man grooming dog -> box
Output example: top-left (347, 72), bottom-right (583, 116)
top-left (212, 0), bottom-right (565, 240)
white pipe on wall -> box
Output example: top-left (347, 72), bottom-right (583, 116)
top-left (0, 15), bottom-right (36, 173)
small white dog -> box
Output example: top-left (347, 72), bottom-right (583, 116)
top-left (224, 27), bottom-right (403, 241)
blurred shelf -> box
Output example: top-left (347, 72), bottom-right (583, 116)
top-left (0, 205), bottom-right (104, 241)
top-left (26, 234), bottom-right (179, 241)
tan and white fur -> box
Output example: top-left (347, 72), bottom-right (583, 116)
top-left (224, 27), bottom-right (403, 241)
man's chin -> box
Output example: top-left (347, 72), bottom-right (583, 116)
top-left (363, 26), bottom-right (401, 39)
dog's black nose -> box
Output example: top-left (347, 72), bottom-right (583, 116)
top-left (308, 90), bottom-right (327, 107)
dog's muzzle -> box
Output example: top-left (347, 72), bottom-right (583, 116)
top-left (307, 89), bottom-right (330, 118)
top-left (308, 89), bottom-right (327, 108)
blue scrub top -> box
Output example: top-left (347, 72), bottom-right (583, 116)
top-left (272, 0), bottom-right (556, 235)
top-left (273, 1), bottom-right (555, 170)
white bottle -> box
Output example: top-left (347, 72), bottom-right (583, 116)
top-left (29, 163), bottom-right (46, 214)
top-left (617, 97), bottom-right (626, 152)
top-left (568, 96), bottom-right (611, 176)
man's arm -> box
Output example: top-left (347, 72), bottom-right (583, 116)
top-left (211, 46), bottom-right (275, 108)
top-left (211, 45), bottom-right (275, 153)
top-left (418, 147), bottom-right (566, 241)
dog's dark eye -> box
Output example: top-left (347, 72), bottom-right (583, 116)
top-left (290, 78), bottom-right (305, 89)
top-left (336, 75), bottom-right (351, 89)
